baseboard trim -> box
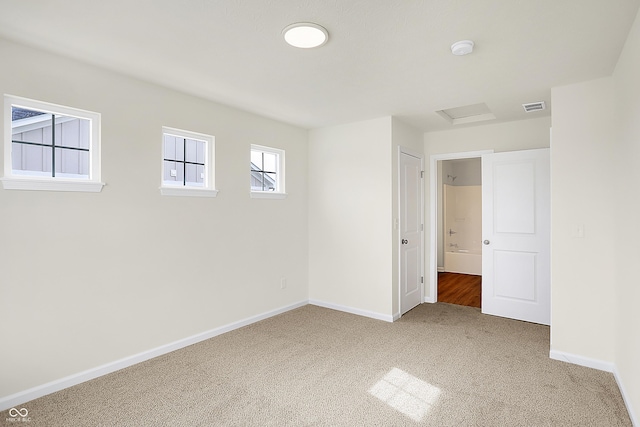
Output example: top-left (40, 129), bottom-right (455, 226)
top-left (614, 367), bottom-right (638, 427)
top-left (308, 299), bottom-right (394, 323)
top-left (550, 351), bottom-right (638, 424)
top-left (0, 300), bottom-right (308, 411)
top-left (549, 350), bottom-right (615, 372)
top-left (423, 296), bottom-right (436, 303)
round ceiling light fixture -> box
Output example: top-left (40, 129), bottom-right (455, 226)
top-left (283, 22), bottom-right (329, 48)
top-left (451, 40), bottom-right (474, 56)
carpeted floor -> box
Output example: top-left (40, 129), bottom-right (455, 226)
top-left (3, 303), bottom-right (632, 426)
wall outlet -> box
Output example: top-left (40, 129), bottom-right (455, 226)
top-left (280, 277), bottom-right (287, 289)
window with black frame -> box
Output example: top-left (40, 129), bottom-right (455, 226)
top-left (250, 148), bottom-right (279, 192)
top-left (11, 106), bottom-right (91, 179)
top-left (163, 132), bottom-right (206, 188)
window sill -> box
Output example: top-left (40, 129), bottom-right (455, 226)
top-left (1, 177), bottom-right (105, 192)
top-left (160, 187), bottom-right (219, 198)
top-left (250, 191), bottom-right (287, 199)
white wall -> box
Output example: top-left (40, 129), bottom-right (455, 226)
top-left (550, 13), bottom-right (640, 421)
top-left (551, 42), bottom-right (640, 418)
top-left (612, 6), bottom-right (640, 420)
top-left (424, 117), bottom-right (552, 156)
top-left (424, 117), bottom-right (551, 299)
top-left (550, 77), bottom-right (617, 363)
top-left (308, 117), bottom-right (394, 318)
top-left (308, 117), bottom-right (422, 319)
top-left (0, 38), bottom-right (309, 399)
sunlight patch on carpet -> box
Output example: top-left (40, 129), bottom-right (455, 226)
top-left (368, 367), bottom-right (441, 422)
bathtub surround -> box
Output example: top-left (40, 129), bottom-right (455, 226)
top-left (443, 184), bottom-right (482, 275)
top-left (443, 250), bottom-right (482, 276)
top-left (437, 157), bottom-right (482, 274)
top-left (442, 158), bottom-right (481, 187)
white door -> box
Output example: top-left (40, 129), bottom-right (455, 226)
top-left (400, 151), bottom-right (423, 315)
top-left (481, 149), bottom-right (550, 325)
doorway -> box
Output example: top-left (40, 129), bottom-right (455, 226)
top-left (438, 157), bottom-right (483, 308)
top-left (428, 150), bottom-right (492, 305)
top-left (429, 149), bottom-right (551, 325)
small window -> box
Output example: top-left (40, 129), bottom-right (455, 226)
top-left (250, 144), bottom-right (285, 198)
top-left (2, 95), bottom-right (103, 192)
top-left (160, 127), bottom-right (217, 197)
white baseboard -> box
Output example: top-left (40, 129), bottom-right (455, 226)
top-left (424, 296), bottom-right (436, 303)
top-left (614, 367), bottom-right (639, 427)
top-left (0, 300), bottom-right (308, 411)
top-left (308, 299), bottom-right (394, 323)
top-left (550, 351), bottom-right (638, 425)
top-left (549, 349), bottom-right (615, 372)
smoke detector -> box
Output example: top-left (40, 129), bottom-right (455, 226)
top-left (451, 40), bottom-right (474, 56)
top-left (522, 101), bottom-right (546, 113)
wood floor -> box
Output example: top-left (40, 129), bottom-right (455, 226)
top-left (438, 272), bottom-right (482, 308)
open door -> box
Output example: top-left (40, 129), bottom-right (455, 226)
top-left (481, 149), bottom-right (550, 325)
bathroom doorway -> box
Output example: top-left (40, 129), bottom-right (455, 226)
top-left (437, 157), bottom-right (482, 308)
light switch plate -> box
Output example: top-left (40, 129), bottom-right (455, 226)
top-left (571, 224), bottom-right (585, 238)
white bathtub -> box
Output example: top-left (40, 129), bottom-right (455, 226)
top-left (444, 249), bottom-right (482, 275)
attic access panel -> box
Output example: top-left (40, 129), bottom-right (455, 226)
top-left (436, 103), bottom-right (496, 125)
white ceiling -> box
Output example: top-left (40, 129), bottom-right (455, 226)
top-left (1, 0), bottom-right (638, 131)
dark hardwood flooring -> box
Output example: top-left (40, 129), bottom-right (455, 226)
top-left (438, 272), bottom-right (482, 308)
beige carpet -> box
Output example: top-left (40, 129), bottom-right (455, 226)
top-left (4, 303), bottom-right (632, 426)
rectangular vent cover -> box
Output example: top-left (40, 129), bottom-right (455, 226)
top-left (522, 101), bottom-right (546, 113)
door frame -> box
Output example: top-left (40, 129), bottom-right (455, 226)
top-left (398, 146), bottom-right (425, 317)
top-left (427, 150), bottom-right (493, 303)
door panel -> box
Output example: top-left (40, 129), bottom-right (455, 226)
top-left (403, 246), bottom-right (420, 296)
top-left (494, 250), bottom-right (536, 300)
top-left (400, 152), bottom-right (423, 315)
top-left (482, 149), bottom-right (550, 325)
top-left (494, 161), bottom-right (536, 234)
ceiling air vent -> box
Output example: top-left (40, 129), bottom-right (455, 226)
top-left (522, 101), bottom-right (546, 113)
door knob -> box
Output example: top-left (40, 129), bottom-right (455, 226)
top-left (483, 240), bottom-right (490, 245)
top-left (401, 239), bottom-right (408, 245)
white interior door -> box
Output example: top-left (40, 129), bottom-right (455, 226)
top-left (400, 151), bottom-right (423, 315)
top-left (481, 149), bottom-right (550, 325)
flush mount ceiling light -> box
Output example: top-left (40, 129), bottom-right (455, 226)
top-left (283, 22), bottom-right (328, 48)
top-left (451, 40), bottom-right (474, 56)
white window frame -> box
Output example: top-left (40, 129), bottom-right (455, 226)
top-left (2, 94), bottom-right (104, 192)
top-left (160, 126), bottom-right (218, 198)
top-left (250, 144), bottom-right (286, 199)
